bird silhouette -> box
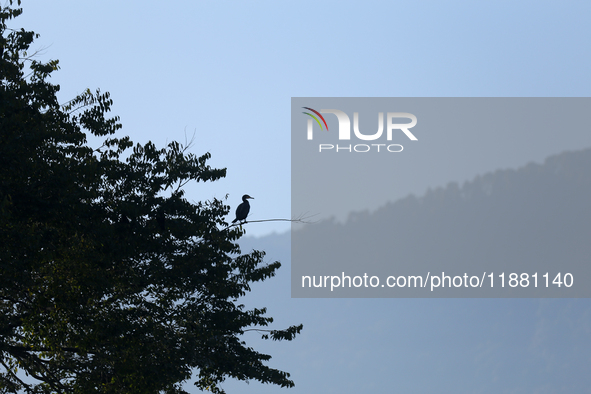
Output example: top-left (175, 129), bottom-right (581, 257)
top-left (232, 195), bottom-right (254, 224)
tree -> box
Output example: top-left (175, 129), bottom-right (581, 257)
top-left (0, 2), bottom-right (301, 393)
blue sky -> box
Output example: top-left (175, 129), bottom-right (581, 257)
top-left (12, 1), bottom-right (591, 392)
top-left (16, 0), bottom-right (591, 236)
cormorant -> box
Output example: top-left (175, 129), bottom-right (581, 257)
top-left (232, 195), bottom-right (254, 224)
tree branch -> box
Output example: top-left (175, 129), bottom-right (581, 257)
top-left (227, 213), bottom-right (318, 228)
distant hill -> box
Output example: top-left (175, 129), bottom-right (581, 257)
top-left (291, 148), bottom-right (591, 297)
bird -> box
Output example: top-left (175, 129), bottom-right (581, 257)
top-left (232, 194), bottom-right (254, 224)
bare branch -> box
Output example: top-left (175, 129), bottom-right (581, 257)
top-left (227, 213), bottom-right (318, 228)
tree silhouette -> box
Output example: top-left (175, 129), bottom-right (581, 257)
top-left (0, 2), bottom-right (301, 393)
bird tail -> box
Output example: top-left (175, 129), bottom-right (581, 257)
top-left (232, 218), bottom-right (238, 223)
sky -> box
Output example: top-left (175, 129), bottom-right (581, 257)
top-left (11, 1), bottom-right (591, 393)
top-left (15, 0), bottom-right (591, 237)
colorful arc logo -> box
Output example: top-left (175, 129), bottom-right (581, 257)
top-left (302, 107), bottom-right (329, 131)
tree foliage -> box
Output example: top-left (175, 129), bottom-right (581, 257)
top-left (0, 2), bottom-right (301, 393)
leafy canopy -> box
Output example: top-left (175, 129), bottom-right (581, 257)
top-left (0, 2), bottom-right (301, 393)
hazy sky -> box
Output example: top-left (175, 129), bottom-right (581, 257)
top-left (12, 1), bottom-right (591, 393)
top-left (15, 0), bottom-right (591, 236)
